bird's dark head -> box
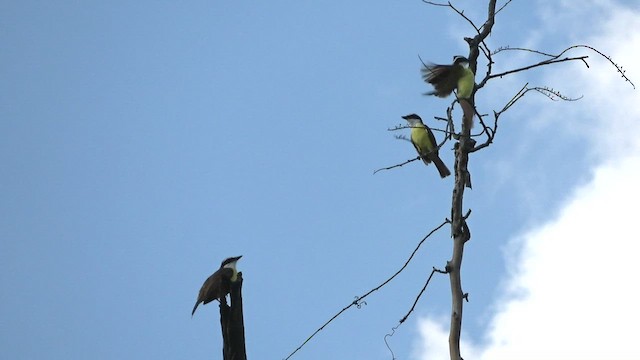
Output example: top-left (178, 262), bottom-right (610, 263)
top-left (402, 114), bottom-right (422, 121)
top-left (220, 255), bottom-right (242, 269)
top-left (402, 114), bottom-right (424, 126)
top-left (453, 56), bottom-right (469, 66)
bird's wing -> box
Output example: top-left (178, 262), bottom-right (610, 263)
top-left (421, 63), bottom-right (449, 83)
top-left (425, 126), bottom-right (439, 156)
top-left (219, 267), bottom-right (234, 279)
top-left (200, 270), bottom-right (223, 305)
top-left (421, 64), bottom-right (457, 97)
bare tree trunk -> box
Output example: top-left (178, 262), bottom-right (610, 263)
top-left (448, 2), bottom-right (496, 358)
top-left (220, 273), bottom-right (247, 360)
top-left (448, 117), bottom-right (472, 360)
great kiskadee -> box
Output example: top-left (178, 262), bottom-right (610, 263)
top-left (192, 255), bottom-right (242, 316)
top-left (402, 114), bottom-right (451, 178)
top-left (422, 56), bottom-right (475, 99)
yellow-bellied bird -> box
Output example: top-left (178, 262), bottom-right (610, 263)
top-left (422, 56), bottom-right (475, 128)
top-left (402, 114), bottom-right (451, 178)
top-left (421, 56), bottom-right (475, 99)
top-left (192, 255), bottom-right (242, 316)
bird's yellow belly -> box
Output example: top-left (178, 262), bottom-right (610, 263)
top-left (411, 128), bottom-right (434, 152)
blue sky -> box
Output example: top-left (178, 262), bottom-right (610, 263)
top-left (1, 1), bottom-right (638, 359)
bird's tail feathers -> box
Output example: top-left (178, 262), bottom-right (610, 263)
top-left (431, 155), bottom-right (451, 178)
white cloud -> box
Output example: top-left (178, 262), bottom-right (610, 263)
top-left (415, 152), bottom-right (640, 359)
top-left (484, 153), bottom-right (640, 359)
top-left (413, 2), bottom-right (640, 359)
top-left (413, 316), bottom-right (480, 359)
top-left (538, 0), bottom-right (640, 160)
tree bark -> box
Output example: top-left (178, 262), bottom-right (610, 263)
top-left (447, 2), bottom-right (496, 359)
top-left (448, 121), bottom-right (471, 360)
top-left (220, 273), bottom-right (247, 360)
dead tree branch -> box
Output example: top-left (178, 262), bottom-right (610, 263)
top-left (283, 220), bottom-right (449, 360)
top-left (399, 266), bottom-right (448, 324)
top-left (440, 1), bottom-right (497, 359)
top-left (480, 44), bottom-right (635, 89)
top-left (383, 266), bottom-right (448, 360)
top-left (417, 2), bottom-right (633, 360)
top-left (373, 156), bottom-right (421, 174)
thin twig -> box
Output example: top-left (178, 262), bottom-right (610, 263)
top-left (488, 56), bottom-right (589, 80)
top-left (384, 326), bottom-right (399, 360)
top-left (492, 46), bottom-right (557, 57)
top-left (373, 157), bottom-right (421, 174)
top-left (283, 220), bottom-right (450, 360)
top-left (487, 44), bottom-right (635, 89)
top-left (495, 0), bottom-right (513, 15)
top-left (423, 1), bottom-right (481, 34)
top-left (399, 267), bottom-right (448, 324)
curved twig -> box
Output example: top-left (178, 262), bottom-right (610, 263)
top-left (485, 44), bottom-right (635, 89)
top-left (373, 157), bottom-right (421, 174)
top-left (283, 220), bottom-right (450, 359)
top-left (398, 267), bottom-right (447, 324)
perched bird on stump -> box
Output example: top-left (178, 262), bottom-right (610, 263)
top-left (402, 114), bottom-right (451, 178)
top-left (421, 55), bottom-right (475, 99)
top-left (192, 255), bottom-right (242, 316)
